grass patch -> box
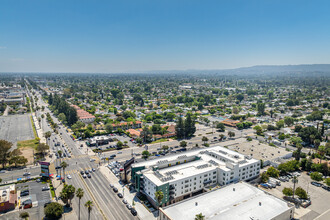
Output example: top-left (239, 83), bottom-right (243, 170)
top-left (151, 138), bottom-right (169, 144)
top-left (17, 139), bottom-right (39, 150)
top-left (30, 116), bottom-right (38, 138)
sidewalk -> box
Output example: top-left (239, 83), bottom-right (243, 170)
top-left (99, 166), bottom-right (157, 220)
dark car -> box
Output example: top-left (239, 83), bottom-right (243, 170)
top-left (131, 208), bottom-right (137, 216)
top-left (92, 168), bottom-right (96, 172)
top-left (113, 187), bottom-right (118, 193)
top-left (85, 170), bottom-right (89, 174)
top-left (80, 171), bottom-right (84, 175)
top-left (87, 174), bottom-right (91, 178)
top-left (311, 181), bottom-right (322, 187)
top-left (117, 193), bottom-right (123, 198)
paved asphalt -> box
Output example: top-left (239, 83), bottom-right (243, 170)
top-left (0, 114), bottom-right (35, 149)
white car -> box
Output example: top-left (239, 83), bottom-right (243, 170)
top-left (67, 175), bottom-right (72, 179)
top-left (117, 151), bottom-right (122, 154)
top-left (90, 159), bottom-right (96, 162)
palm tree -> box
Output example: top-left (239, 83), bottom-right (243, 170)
top-left (155, 190), bottom-right (164, 212)
top-left (76, 188), bottom-right (84, 220)
top-left (61, 161), bottom-right (68, 181)
top-left (292, 176), bottom-right (298, 199)
top-left (195, 213), bottom-right (205, 220)
top-left (85, 200), bottom-right (93, 220)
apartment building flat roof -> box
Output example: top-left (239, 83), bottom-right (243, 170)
top-left (160, 182), bottom-right (293, 220)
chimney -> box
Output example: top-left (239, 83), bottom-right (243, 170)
top-left (259, 202), bottom-right (261, 206)
top-left (233, 188), bottom-right (235, 191)
top-left (195, 202), bottom-right (198, 206)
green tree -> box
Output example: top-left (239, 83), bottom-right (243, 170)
top-left (141, 126), bottom-right (152, 143)
top-left (261, 172), bottom-right (269, 183)
top-left (282, 187), bottom-right (293, 196)
top-left (117, 141), bottom-right (123, 149)
top-left (195, 213), bottom-right (205, 220)
top-left (60, 184), bottom-right (76, 207)
top-left (44, 202), bottom-right (64, 219)
top-left (85, 200), bottom-right (93, 220)
top-left (257, 102), bottom-right (265, 115)
top-left (216, 122), bottom-right (225, 132)
top-left (184, 113), bottom-right (196, 137)
top-left (228, 131), bottom-right (235, 138)
top-left (142, 150), bottom-right (151, 159)
top-left (180, 141), bottom-right (187, 148)
top-left (202, 136), bottom-right (208, 145)
top-left (76, 188), bottom-right (84, 220)
top-left (310, 172), bottom-right (323, 181)
top-left (58, 113), bottom-right (67, 123)
top-left (276, 120), bottom-right (285, 129)
top-left (105, 123), bottom-right (113, 134)
top-left (295, 187), bottom-right (308, 199)
top-left (19, 211), bottom-right (29, 220)
top-left (266, 167), bottom-right (279, 178)
top-left (325, 178), bottom-right (330, 187)
top-left (175, 116), bottom-right (185, 139)
top-left (155, 190), bottom-right (164, 208)
top-left (254, 125), bottom-right (263, 135)
top-left (0, 140), bottom-right (13, 168)
top-left (45, 131), bottom-right (52, 139)
top-left (284, 117), bottom-right (294, 127)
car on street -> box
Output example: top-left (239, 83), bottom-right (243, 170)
top-left (82, 174), bottom-right (87, 178)
top-left (92, 168), bottom-right (96, 172)
top-left (85, 170), bottom-right (89, 174)
top-left (80, 171), bottom-right (84, 175)
top-left (122, 199), bottom-right (127, 204)
top-left (87, 174), bottom-right (91, 178)
top-left (67, 175), bottom-right (72, 179)
top-left (126, 204), bottom-right (132, 210)
top-left (90, 159), bottom-right (96, 162)
top-left (117, 193), bottom-right (123, 198)
top-left (113, 187), bottom-right (118, 193)
top-left (110, 184), bottom-right (114, 188)
top-left (131, 208), bottom-right (137, 216)
top-left (42, 186), bottom-right (50, 191)
top-left (117, 151), bottom-right (122, 154)
top-left (23, 172), bottom-right (31, 176)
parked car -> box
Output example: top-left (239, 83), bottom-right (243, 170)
top-left (131, 208), bottom-right (137, 216)
top-left (42, 186), bottom-right (50, 191)
top-left (117, 193), bottom-right (123, 198)
top-left (122, 199), bottom-right (127, 204)
top-left (113, 187), bottom-right (118, 193)
top-left (83, 174), bottom-right (87, 178)
top-left (67, 175), bottom-right (72, 179)
top-left (109, 184), bottom-right (114, 188)
top-left (92, 168), bottom-right (96, 172)
top-left (126, 204), bottom-right (132, 210)
top-left (311, 181), bottom-right (322, 187)
top-left (260, 183), bottom-right (269, 189)
top-left (87, 174), bottom-right (91, 178)
top-left (23, 172), bottom-right (31, 176)
top-left (80, 171), bottom-right (84, 175)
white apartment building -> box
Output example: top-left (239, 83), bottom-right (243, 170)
top-left (131, 146), bottom-right (260, 207)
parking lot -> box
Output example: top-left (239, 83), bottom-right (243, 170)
top-left (0, 114), bottom-right (34, 149)
top-left (260, 172), bottom-right (330, 220)
top-left (1, 181), bottom-right (51, 220)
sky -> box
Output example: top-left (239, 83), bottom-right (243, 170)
top-left (0, 0), bottom-right (330, 73)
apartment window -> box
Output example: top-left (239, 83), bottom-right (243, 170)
top-left (213, 176), bottom-right (216, 179)
top-left (204, 174), bottom-right (207, 177)
top-left (194, 177), bottom-right (196, 180)
top-left (185, 180), bottom-right (189, 183)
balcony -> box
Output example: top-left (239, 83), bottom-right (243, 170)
top-left (169, 191), bottom-right (175, 195)
top-left (169, 185), bottom-right (175, 190)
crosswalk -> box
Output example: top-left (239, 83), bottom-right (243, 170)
top-left (56, 154), bottom-right (88, 161)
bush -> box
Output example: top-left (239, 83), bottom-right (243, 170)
top-left (295, 187), bottom-right (308, 199)
top-left (266, 167), bottom-right (279, 178)
top-left (260, 172), bottom-right (269, 183)
top-left (44, 202), bottom-right (64, 219)
top-left (310, 172), bottom-right (323, 181)
top-left (19, 211), bottom-right (29, 219)
top-left (282, 187), bottom-right (293, 196)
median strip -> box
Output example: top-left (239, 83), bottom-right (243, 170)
top-left (78, 174), bottom-right (108, 220)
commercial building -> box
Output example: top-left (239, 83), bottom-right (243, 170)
top-left (0, 184), bottom-right (17, 213)
top-left (131, 146), bottom-right (260, 207)
top-left (159, 182), bottom-right (295, 220)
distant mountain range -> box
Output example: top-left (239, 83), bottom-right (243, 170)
top-left (148, 64), bottom-right (330, 75)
